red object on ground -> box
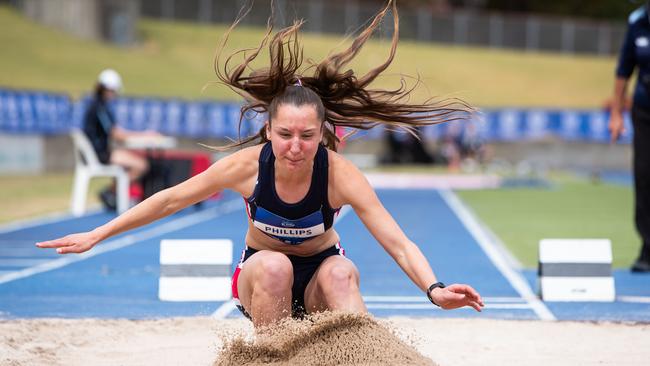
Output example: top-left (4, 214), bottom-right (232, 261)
top-left (129, 183), bottom-right (143, 200)
top-left (133, 150), bottom-right (222, 201)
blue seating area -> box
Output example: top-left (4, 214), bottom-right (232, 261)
top-left (0, 89), bottom-right (72, 134)
top-left (0, 88), bottom-right (631, 144)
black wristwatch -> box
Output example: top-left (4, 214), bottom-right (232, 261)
top-left (426, 282), bottom-right (446, 307)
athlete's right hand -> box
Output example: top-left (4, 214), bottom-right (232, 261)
top-left (608, 114), bottom-right (625, 143)
top-left (36, 231), bottom-right (99, 254)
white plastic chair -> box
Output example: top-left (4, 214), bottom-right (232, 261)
top-left (70, 129), bottom-right (129, 216)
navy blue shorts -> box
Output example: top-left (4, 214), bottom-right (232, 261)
top-left (231, 243), bottom-right (345, 319)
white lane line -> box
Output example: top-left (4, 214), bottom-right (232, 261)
top-left (0, 199), bottom-right (243, 285)
top-left (0, 259), bottom-right (51, 267)
top-left (0, 208), bottom-right (102, 235)
top-left (212, 299), bottom-right (237, 319)
top-left (363, 295), bottom-right (526, 303)
top-left (367, 303), bottom-right (532, 310)
top-left (0, 240), bottom-right (42, 246)
top-left (438, 189), bottom-right (556, 321)
top-left (617, 296), bottom-right (650, 304)
top-left (0, 249), bottom-right (60, 257)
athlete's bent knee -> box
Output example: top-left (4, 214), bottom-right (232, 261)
top-left (321, 263), bottom-right (359, 294)
top-left (255, 252), bottom-right (293, 293)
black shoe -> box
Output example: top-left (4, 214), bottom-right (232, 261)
top-left (99, 188), bottom-right (117, 211)
top-left (631, 258), bottom-right (650, 273)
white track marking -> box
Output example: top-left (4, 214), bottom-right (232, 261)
top-left (0, 199), bottom-right (243, 285)
top-left (0, 248), bottom-right (59, 257)
top-left (363, 295), bottom-right (526, 303)
top-left (212, 299), bottom-right (237, 319)
top-left (363, 295), bottom-right (532, 310)
top-left (617, 296), bottom-right (650, 304)
top-left (0, 208), bottom-right (101, 235)
top-left (367, 303), bottom-right (532, 310)
top-left (438, 189), bottom-right (556, 321)
top-left (0, 259), bottom-right (51, 266)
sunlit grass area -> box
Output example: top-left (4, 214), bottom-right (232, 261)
top-left (1, 5), bottom-right (615, 107)
top-left (457, 173), bottom-right (637, 268)
top-left (0, 174), bottom-right (110, 225)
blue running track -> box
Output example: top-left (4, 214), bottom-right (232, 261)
top-left (0, 189), bottom-right (648, 322)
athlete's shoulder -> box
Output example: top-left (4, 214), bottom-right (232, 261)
top-left (214, 144), bottom-right (262, 175)
top-left (232, 144), bottom-right (265, 160)
top-left (629, 6), bottom-right (646, 25)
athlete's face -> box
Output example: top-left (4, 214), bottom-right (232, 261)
top-left (267, 103), bottom-right (323, 172)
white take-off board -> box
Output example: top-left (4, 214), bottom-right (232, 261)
top-left (158, 239), bottom-right (233, 301)
top-left (538, 239), bottom-right (615, 302)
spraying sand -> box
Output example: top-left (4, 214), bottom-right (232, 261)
top-left (214, 312), bottom-right (435, 365)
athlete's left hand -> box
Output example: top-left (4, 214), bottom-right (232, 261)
top-left (430, 284), bottom-right (484, 312)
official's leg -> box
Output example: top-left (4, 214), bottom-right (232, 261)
top-left (631, 105), bottom-right (650, 271)
top-left (110, 149), bottom-right (149, 182)
top-left (236, 250), bottom-right (294, 327)
top-left (303, 255), bottom-right (366, 314)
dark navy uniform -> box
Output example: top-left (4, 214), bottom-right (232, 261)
top-left (245, 142), bottom-right (339, 245)
top-left (617, 6), bottom-right (650, 269)
top-left (82, 98), bottom-right (115, 164)
top-left (233, 142), bottom-right (344, 318)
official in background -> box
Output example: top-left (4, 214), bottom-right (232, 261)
top-left (609, 3), bottom-right (650, 272)
top-left (83, 69), bottom-right (159, 210)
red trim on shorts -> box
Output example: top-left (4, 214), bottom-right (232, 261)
top-left (231, 266), bottom-right (241, 300)
top-left (231, 247), bottom-right (248, 301)
top-left (335, 241), bottom-right (345, 256)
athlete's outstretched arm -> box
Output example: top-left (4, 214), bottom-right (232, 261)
top-left (331, 155), bottom-right (484, 311)
top-left (37, 150), bottom-right (253, 254)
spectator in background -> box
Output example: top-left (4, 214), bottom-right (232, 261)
top-left (83, 69), bottom-right (159, 210)
top-left (382, 127), bottom-right (434, 164)
top-left (458, 121), bottom-right (488, 168)
top-left (609, 4), bottom-right (650, 272)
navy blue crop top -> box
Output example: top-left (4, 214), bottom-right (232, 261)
top-left (245, 142), bottom-right (339, 245)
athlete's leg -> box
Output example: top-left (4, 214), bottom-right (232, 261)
top-left (303, 255), bottom-right (366, 313)
top-left (110, 149), bottom-right (148, 182)
top-left (237, 250), bottom-right (294, 327)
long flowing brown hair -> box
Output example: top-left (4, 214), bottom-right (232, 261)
top-left (213, 0), bottom-right (472, 152)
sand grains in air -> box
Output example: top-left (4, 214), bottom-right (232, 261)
top-left (214, 311), bottom-right (437, 366)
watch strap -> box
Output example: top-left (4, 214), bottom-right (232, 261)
top-left (426, 282), bottom-right (446, 306)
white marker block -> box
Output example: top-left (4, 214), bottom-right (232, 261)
top-left (159, 239), bottom-right (233, 301)
top-left (538, 239), bottom-right (615, 302)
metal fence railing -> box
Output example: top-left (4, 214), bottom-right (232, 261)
top-left (139, 0), bottom-right (627, 56)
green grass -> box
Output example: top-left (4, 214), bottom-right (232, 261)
top-left (0, 174), bottom-right (110, 224)
top-left (456, 173), bottom-right (638, 269)
top-left (1, 5), bottom-right (616, 107)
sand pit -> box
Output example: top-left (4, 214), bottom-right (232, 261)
top-left (1, 313), bottom-right (648, 366)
